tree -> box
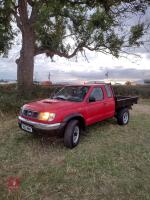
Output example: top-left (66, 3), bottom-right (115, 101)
top-left (0, 0), bottom-right (149, 95)
top-left (125, 81), bottom-right (132, 86)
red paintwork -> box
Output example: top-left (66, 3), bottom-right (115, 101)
top-left (20, 84), bottom-right (115, 126)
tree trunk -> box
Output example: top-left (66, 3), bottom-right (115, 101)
top-left (17, 30), bottom-right (35, 96)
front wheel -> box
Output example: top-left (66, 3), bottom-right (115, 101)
top-left (117, 108), bottom-right (129, 125)
top-left (64, 120), bottom-right (80, 149)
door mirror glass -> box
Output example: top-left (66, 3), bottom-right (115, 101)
top-left (89, 96), bottom-right (96, 102)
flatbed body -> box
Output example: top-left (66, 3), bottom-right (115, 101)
top-left (115, 96), bottom-right (138, 110)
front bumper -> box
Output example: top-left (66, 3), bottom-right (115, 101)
top-left (18, 116), bottom-right (65, 135)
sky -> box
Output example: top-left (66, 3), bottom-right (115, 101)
top-left (0, 5), bottom-right (150, 84)
top-left (0, 42), bottom-right (150, 84)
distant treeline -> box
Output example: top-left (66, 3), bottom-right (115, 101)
top-left (0, 84), bottom-right (150, 114)
top-left (113, 85), bottom-right (150, 98)
top-left (0, 83), bottom-right (150, 98)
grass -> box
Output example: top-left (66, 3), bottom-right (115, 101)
top-left (0, 100), bottom-right (150, 199)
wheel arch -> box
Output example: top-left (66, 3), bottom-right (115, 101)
top-left (115, 106), bottom-right (131, 116)
top-left (63, 113), bottom-right (86, 131)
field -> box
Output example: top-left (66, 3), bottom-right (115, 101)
top-left (0, 99), bottom-right (150, 200)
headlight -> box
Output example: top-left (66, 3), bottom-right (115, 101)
top-left (38, 112), bottom-right (56, 121)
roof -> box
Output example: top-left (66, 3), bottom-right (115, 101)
top-left (64, 83), bottom-right (111, 87)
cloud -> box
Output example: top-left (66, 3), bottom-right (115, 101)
top-left (57, 68), bottom-right (150, 81)
top-left (33, 67), bottom-right (150, 82)
top-left (0, 52), bottom-right (150, 82)
top-left (146, 53), bottom-right (150, 59)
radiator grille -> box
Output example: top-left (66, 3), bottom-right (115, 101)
top-left (22, 109), bottom-right (38, 119)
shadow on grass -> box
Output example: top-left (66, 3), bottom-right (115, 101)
top-left (15, 117), bottom-right (118, 150)
top-left (85, 117), bottom-right (117, 133)
top-left (16, 130), bottom-right (64, 149)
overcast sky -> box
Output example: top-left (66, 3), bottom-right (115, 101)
top-left (0, 6), bottom-right (150, 83)
top-left (0, 43), bottom-right (150, 83)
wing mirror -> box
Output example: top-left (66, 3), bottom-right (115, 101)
top-left (89, 96), bottom-right (96, 102)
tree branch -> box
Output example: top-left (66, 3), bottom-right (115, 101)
top-left (29, 1), bottom-right (46, 24)
top-left (29, 6), bottom-right (38, 24)
top-left (35, 44), bottom-right (84, 58)
top-left (35, 43), bottom-right (111, 59)
top-left (13, 12), bottom-right (23, 31)
top-left (27, 0), bottom-right (34, 7)
top-left (11, 2), bottom-right (22, 31)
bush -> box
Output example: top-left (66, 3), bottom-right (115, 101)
top-left (0, 84), bottom-right (58, 114)
top-left (113, 85), bottom-right (150, 98)
top-left (0, 84), bottom-right (149, 115)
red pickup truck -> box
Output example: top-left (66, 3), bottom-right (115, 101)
top-left (18, 84), bottom-right (138, 148)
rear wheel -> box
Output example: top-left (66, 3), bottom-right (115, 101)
top-left (64, 120), bottom-right (80, 149)
top-left (117, 108), bottom-right (129, 125)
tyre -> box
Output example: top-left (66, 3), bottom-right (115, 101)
top-left (64, 120), bottom-right (80, 149)
top-left (117, 108), bottom-right (129, 125)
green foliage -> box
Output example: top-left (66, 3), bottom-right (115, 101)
top-left (88, 10), bottom-right (114, 31)
top-left (106, 32), bottom-right (124, 57)
top-left (0, 0), bottom-right (14, 55)
top-left (0, 0), bottom-right (149, 58)
top-left (129, 24), bottom-right (144, 46)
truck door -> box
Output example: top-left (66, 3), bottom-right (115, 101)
top-left (85, 86), bottom-right (105, 125)
top-left (103, 85), bottom-right (115, 118)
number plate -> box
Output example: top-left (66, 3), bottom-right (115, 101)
top-left (21, 123), bottom-right (33, 133)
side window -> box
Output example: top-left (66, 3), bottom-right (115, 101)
top-left (105, 85), bottom-right (112, 98)
top-left (90, 87), bottom-right (104, 101)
